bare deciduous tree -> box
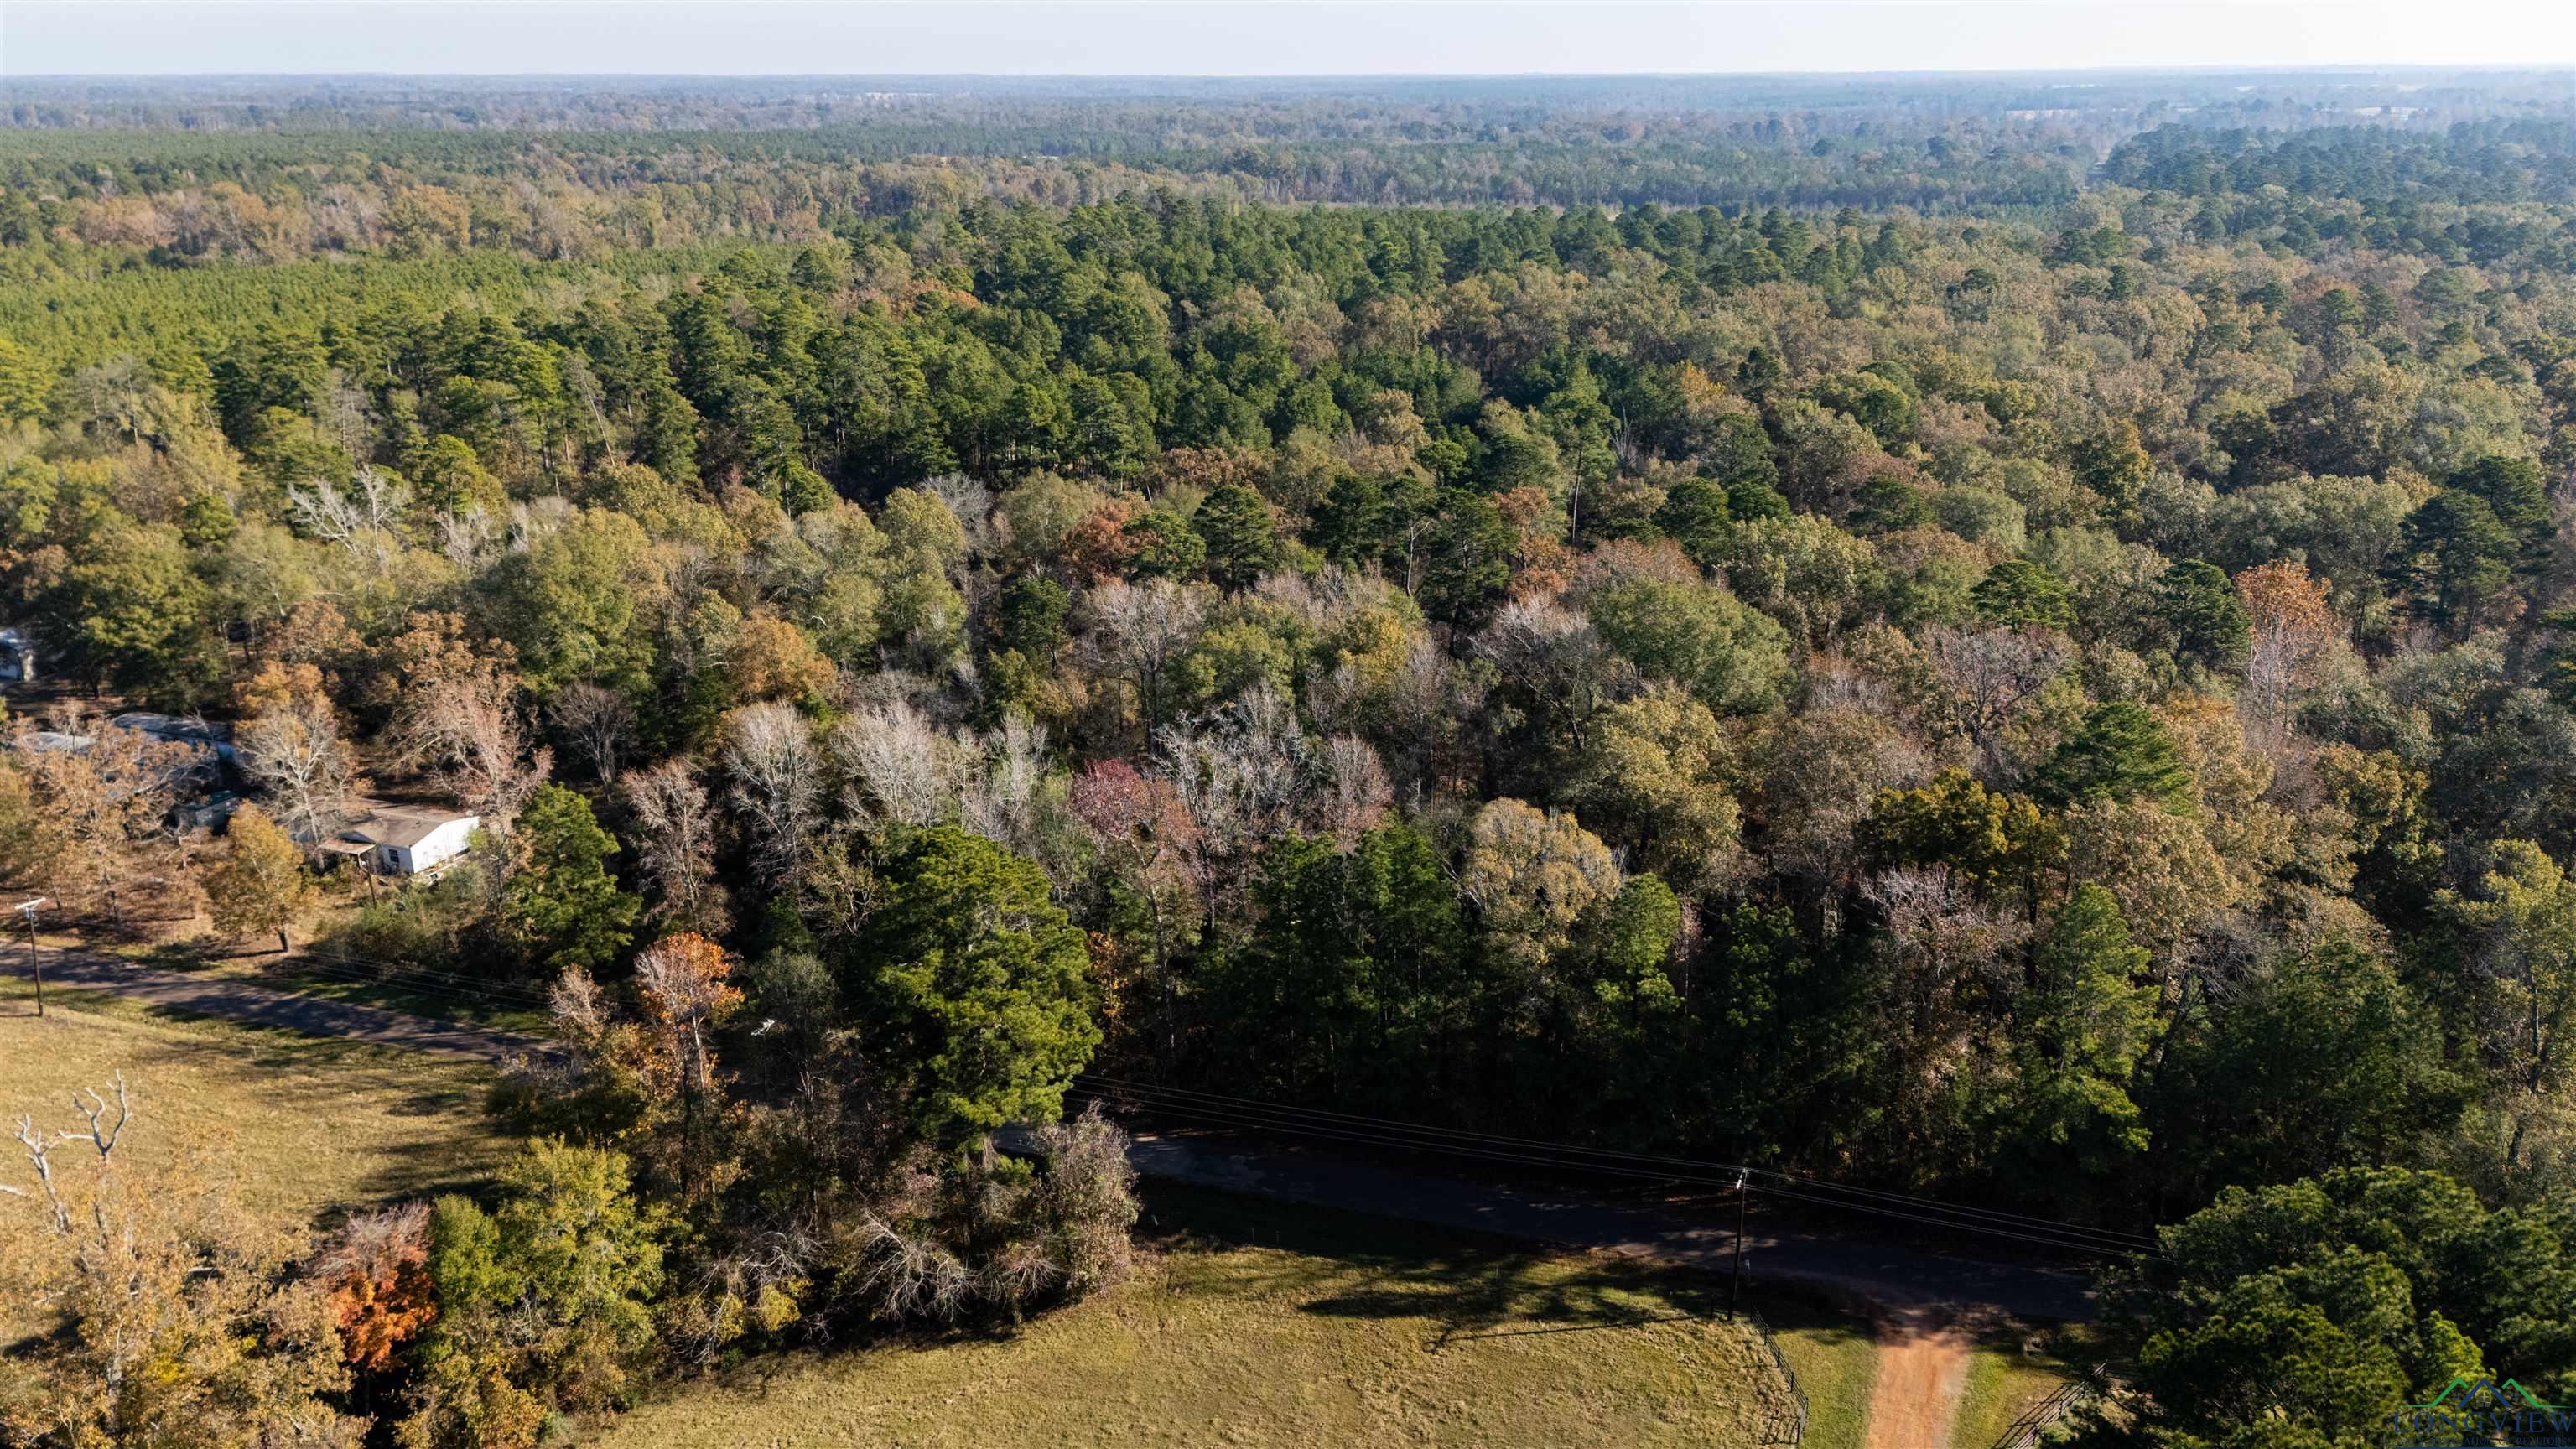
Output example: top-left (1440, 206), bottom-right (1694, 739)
top-left (551, 680), bottom-right (638, 785)
top-left (827, 698), bottom-right (950, 828)
top-left (8, 1074), bottom-right (130, 1233)
top-left (957, 714), bottom-right (1051, 854)
top-left (1921, 623), bottom-right (2067, 775)
top-left (16, 714), bottom-right (197, 927)
top-left (287, 465), bottom-right (410, 570)
top-left (388, 666), bottom-right (552, 830)
top-left (1084, 577), bottom-right (1208, 746)
top-left (1158, 683), bottom-right (1311, 917)
top-left (236, 690), bottom-right (364, 847)
top-left (434, 503), bottom-right (499, 570)
top-left (622, 760), bottom-right (729, 936)
top-left (724, 701), bottom-right (823, 889)
top-left (1314, 734), bottom-right (1394, 847)
top-left (851, 1215), bottom-right (974, 1322)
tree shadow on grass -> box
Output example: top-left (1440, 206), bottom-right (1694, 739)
top-left (48, 1017), bottom-right (508, 1213)
top-left (1142, 1181), bottom-right (1748, 1344)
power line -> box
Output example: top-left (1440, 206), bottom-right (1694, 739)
top-left (1742, 1170), bottom-right (2160, 1251)
top-left (1067, 1085), bottom-right (1732, 1187)
top-left (1078, 1088), bottom-right (2155, 1258)
top-left (1072, 1074), bottom-right (2163, 1258)
top-left (1075, 1073), bottom-right (2162, 1249)
top-left (1073, 1088), bottom-right (2154, 1257)
top-left (292, 948), bottom-right (553, 1007)
top-left (1080, 1071), bottom-right (2158, 1244)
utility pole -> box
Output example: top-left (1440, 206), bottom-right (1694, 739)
top-left (16, 897), bottom-right (50, 1018)
top-left (1730, 1169), bottom-right (1749, 1319)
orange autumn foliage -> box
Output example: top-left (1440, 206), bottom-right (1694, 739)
top-left (313, 1202), bottom-right (438, 1372)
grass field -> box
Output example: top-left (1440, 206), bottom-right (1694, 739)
top-left (103, 934), bottom-right (556, 1036)
top-left (1768, 1298), bottom-right (1881, 1449)
top-left (0, 980), bottom-right (507, 1234)
top-left (1950, 1320), bottom-right (2084, 1449)
top-left (0, 980), bottom-right (2064, 1447)
top-left (595, 1185), bottom-right (1867, 1449)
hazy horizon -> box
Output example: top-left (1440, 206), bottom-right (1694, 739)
top-left (9, 1), bottom-right (2576, 80)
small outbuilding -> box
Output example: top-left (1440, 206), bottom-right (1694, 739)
top-left (339, 808), bottom-right (481, 876)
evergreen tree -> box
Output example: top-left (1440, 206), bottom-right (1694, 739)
top-left (996, 573), bottom-right (1071, 665)
top-left (1309, 473), bottom-right (1388, 567)
top-left (502, 784), bottom-right (641, 974)
top-left (1122, 507), bottom-right (1207, 582)
top-left (2035, 703), bottom-right (2195, 813)
top-left (1418, 491), bottom-right (1516, 626)
top-left (1987, 885), bottom-right (2160, 1187)
top-left (1193, 484), bottom-right (1280, 593)
top-left (1971, 558), bottom-right (2077, 630)
top-left (2152, 559), bottom-right (2252, 674)
top-left (2390, 491), bottom-right (2517, 635)
top-left (857, 825), bottom-right (1101, 1146)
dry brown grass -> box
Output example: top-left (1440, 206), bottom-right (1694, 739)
top-left (0, 980), bottom-right (507, 1343)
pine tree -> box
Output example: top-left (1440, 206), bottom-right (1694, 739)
top-left (2035, 703), bottom-right (2195, 813)
top-left (858, 825), bottom-right (1101, 1146)
top-left (1193, 484), bottom-right (1279, 593)
top-left (2153, 559), bottom-right (2252, 674)
top-left (501, 785), bottom-right (640, 973)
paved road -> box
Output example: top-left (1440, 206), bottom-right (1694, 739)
top-left (33, 950), bottom-right (2095, 1320)
top-left (29, 949), bottom-right (548, 1062)
top-left (1124, 1129), bottom-right (2096, 1322)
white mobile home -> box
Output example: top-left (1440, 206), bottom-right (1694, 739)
top-left (340, 808), bottom-right (480, 875)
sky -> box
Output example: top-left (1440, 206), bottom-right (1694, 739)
top-left (5, 0), bottom-right (2576, 77)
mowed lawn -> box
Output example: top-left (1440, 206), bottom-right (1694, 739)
top-left (0, 981), bottom-right (507, 1249)
top-left (597, 1186), bottom-right (1841, 1449)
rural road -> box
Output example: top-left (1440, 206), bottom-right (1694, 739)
top-left (31, 948), bottom-right (2096, 1326)
top-left (1119, 1128), bottom-right (2096, 1322)
top-left (29, 948), bottom-right (549, 1062)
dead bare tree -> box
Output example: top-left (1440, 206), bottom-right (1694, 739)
top-left (1084, 577), bottom-right (1208, 748)
top-left (1158, 683), bottom-right (1311, 921)
top-left (434, 504), bottom-right (500, 570)
top-left (1921, 623), bottom-right (2067, 775)
top-left (826, 698), bottom-right (951, 828)
top-left (8, 1072), bottom-right (131, 1234)
top-left (957, 714), bottom-right (1049, 855)
top-left (851, 1216), bottom-right (974, 1322)
top-left (287, 465), bottom-right (410, 571)
top-left (1314, 734), bottom-right (1394, 847)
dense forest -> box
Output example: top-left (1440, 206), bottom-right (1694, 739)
top-left (7, 73), bottom-right (2576, 1448)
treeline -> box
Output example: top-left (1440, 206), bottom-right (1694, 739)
top-left (0, 120), bottom-right (2077, 277)
top-left (5, 108), bottom-right (2576, 1443)
top-left (10, 117), bottom-right (2576, 283)
top-left (8, 190), bottom-right (2575, 1195)
top-left (2106, 120), bottom-right (2576, 206)
top-left (5, 70), bottom-right (2573, 273)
